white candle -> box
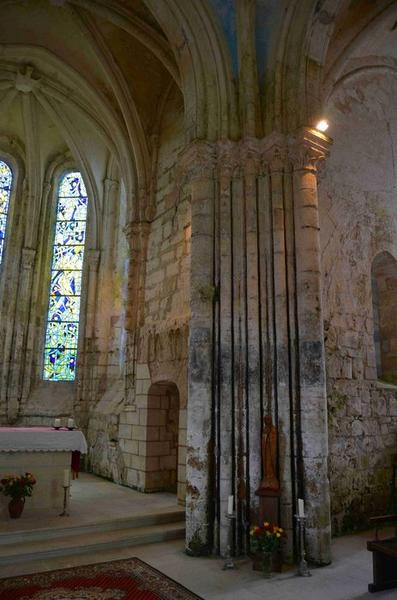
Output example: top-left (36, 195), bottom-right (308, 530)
top-left (54, 418), bottom-right (61, 428)
top-left (227, 495), bottom-right (234, 515)
top-left (298, 498), bottom-right (305, 517)
top-left (67, 418), bottom-right (74, 429)
top-left (63, 468), bottom-right (70, 487)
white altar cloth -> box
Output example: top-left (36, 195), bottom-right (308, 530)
top-left (0, 428), bottom-right (88, 517)
top-left (0, 427), bottom-right (87, 454)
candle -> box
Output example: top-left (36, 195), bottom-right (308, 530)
top-left (67, 418), bottom-right (74, 429)
top-left (54, 418), bottom-right (61, 428)
top-left (227, 495), bottom-right (234, 515)
top-left (298, 498), bottom-right (305, 517)
top-left (63, 468), bottom-right (70, 487)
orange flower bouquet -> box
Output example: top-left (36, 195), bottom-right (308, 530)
top-left (250, 521), bottom-right (287, 576)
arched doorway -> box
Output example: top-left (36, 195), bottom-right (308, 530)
top-left (144, 381), bottom-right (182, 499)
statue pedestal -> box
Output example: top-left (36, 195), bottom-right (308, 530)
top-left (255, 486), bottom-right (280, 525)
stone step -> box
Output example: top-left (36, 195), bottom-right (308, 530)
top-left (0, 521), bottom-right (185, 566)
top-left (0, 508), bottom-right (185, 545)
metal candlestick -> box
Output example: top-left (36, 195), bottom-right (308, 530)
top-left (295, 515), bottom-right (311, 577)
top-left (59, 484), bottom-right (70, 517)
top-left (223, 512), bottom-right (237, 570)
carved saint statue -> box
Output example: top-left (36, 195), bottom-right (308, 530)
top-left (260, 415), bottom-right (279, 491)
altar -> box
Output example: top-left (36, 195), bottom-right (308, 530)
top-left (0, 427), bottom-right (87, 518)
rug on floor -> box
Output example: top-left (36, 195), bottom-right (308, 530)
top-left (0, 557), bottom-right (203, 600)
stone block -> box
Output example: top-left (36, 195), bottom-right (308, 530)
top-left (136, 379), bottom-right (151, 395)
top-left (123, 439), bottom-right (139, 454)
top-left (118, 424), bottom-right (132, 439)
top-left (160, 455), bottom-right (177, 470)
top-left (146, 440), bottom-right (170, 456)
top-left (131, 425), bottom-right (147, 441)
top-left (126, 468), bottom-right (138, 487)
top-left (130, 454), bottom-right (146, 471)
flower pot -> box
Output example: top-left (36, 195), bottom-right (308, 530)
top-left (261, 551), bottom-right (274, 578)
top-left (252, 549), bottom-right (283, 573)
top-left (8, 497), bottom-right (25, 519)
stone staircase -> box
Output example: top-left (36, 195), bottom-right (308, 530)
top-left (0, 509), bottom-right (185, 566)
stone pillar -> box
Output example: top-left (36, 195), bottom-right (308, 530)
top-left (180, 141), bottom-right (216, 556)
top-left (123, 220), bottom-right (151, 406)
top-left (290, 127), bottom-right (332, 565)
top-left (8, 247), bottom-right (36, 422)
top-left (77, 249), bottom-right (100, 426)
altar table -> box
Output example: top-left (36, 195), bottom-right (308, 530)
top-left (0, 427), bottom-right (87, 517)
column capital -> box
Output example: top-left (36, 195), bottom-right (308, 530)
top-left (123, 220), bottom-right (151, 258)
top-left (178, 140), bottom-right (217, 182)
top-left (262, 132), bottom-right (288, 172)
top-left (217, 140), bottom-right (239, 179)
top-left (239, 137), bottom-right (263, 176)
top-left (288, 127), bottom-right (333, 171)
top-left (103, 177), bottom-right (119, 195)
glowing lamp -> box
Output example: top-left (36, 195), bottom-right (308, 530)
top-left (315, 119), bottom-right (329, 132)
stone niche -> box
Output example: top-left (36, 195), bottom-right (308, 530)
top-left (118, 370), bottom-right (187, 504)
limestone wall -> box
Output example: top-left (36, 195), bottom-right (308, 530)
top-left (319, 70), bottom-right (397, 533)
top-left (116, 87), bottom-right (189, 502)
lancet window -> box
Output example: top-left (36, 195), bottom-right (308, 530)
top-left (0, 160), bottom-right (13, 267)
top-left (43, 171), bottom-right (88, 381)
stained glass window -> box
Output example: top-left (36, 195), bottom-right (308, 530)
top-left (0, 160), bottom-right (13, 267)
top-left (43, 172), bottom-right (88, 381)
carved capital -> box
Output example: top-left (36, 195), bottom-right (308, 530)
top-left (124, 220), bottom-right (151, 259)
top-left (217, 140), bottom-right (239, 179)
top-left (288, 127), bottom-right (332, 171)
top-left (262, 132), bottom-right (288, 173)
top-left (21, 247), bottom-right (36, 269)
top-left (103, 177), bottom-right (119, 196)
top-left (239, 137), bottom-right (262, 177)
top-left (177, 140), bottom-right (216, 183)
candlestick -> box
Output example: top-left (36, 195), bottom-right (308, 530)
top-left (227, 495), bottom-right (234, 515)
top-left (223, 511), bottom-right (237, 570)
top-left (63, 468), bottom-right (70, 487)
top-left (54, 418), bottom-right (61, 429)
top-left (67, 418), bottom-right (75, 429)
top-left (298, 498), bottom-right (305, 517)
top-left (295, 514), bottom-right (311, 577)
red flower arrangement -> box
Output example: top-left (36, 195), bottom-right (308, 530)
top-left (0, 472), bottom-right (36, 500)
top-left (250, 520), bottom-right (287, 553)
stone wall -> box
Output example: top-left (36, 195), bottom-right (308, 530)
top-left (116, 87), bottom-right (190, 502)
top-left (319, 70), bottom-right (397, 534)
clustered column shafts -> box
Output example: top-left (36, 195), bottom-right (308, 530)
top-left (181, 128), bottom-right (333, 564)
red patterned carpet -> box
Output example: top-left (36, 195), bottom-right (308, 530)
top-left (0, 557), bottom-right (203, 599)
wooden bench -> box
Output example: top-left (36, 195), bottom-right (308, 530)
top-left (367, 514), bottom-right (397, 592)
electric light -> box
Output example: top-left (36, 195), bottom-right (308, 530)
top-left (315, 119), bottom-right (329, 132)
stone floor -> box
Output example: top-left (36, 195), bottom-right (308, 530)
top-left (0, 473), bottom-right (395, 599)
top-left (0, 472), bottom-right (180, 532)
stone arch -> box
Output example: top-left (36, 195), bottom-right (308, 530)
top-left (270, 0), bottom-right (397, 133)
top-left (142, 0), bottom-right (238, 141)
top-left (371, 251), bottom-right (397, 383)
top-left (0, 45), bottom-right (141, 219)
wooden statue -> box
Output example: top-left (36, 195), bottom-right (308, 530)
top-left (254, 414), bottom-right (281, 567)
top-left (260, 414), bottom-right (279, 492)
